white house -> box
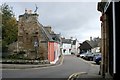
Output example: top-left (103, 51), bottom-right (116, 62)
top-left (91, 47), bottom-right (100, 53)
top-left (61, 38), bottom-right (72, 55)
top-left (71, 39), bottom-right (80, 55)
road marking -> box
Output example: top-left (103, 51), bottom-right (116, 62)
top-left (68, 72), bottom-right (87, 80)
top-left (2, 56), bottom-right (64, 70)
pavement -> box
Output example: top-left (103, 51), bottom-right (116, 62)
top-left (1, 55), bottom-right (64, 69)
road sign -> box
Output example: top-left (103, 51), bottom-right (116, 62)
top-left (34, 41), bottom-right (39, 47)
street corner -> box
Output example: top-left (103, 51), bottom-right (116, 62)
top-left (2, 64), bottom-right (53, 70)
top-left (68, 72), bottom-right (87, 80)
top-left (50, 55), bottom-right (64, 67)
top-left (2, 55), bottom-right (64, 70)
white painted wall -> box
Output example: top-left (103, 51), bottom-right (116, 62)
top-left (62, 43), bottom-right (71, 55)
top-left (71, 40), bottom-right (80, 55)
top-left (91, 47), bottom-right (100, 53)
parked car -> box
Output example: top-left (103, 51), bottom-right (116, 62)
top-left (80, 50), bottom-right (85, 54)
top-left (76, 53), bottom-right (80, 57)
top-left (80, 52), bottom-right (87, 58)
top-left (93, 53), bottom-right (102, 64)
top-left (84, 52), bottom-right (94, 61)
top-left (85, 52), bottom-right (101, 61)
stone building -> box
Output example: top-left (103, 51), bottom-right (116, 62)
top-left (17, 9), bottom-right (53, 60)
top-left (7, 9), bottom-right (62, 64)
top-left (97, 0), bottom-right (119, 79)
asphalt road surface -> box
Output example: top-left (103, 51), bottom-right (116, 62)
top-left (2, 55), bottom-right (100, 79)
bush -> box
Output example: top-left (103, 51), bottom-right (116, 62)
top-left (4, 51), bottom-right (26, 59)
top-left (7, 54), bottom-right (19, 59)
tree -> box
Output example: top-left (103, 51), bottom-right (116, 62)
top-left (1, 3), bottom-right (18, 52)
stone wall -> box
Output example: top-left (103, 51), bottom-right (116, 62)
top-left (17, 11), bottom-right (48, 60)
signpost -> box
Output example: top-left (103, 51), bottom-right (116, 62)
top-left (34, 38), bottom-right (39, 60)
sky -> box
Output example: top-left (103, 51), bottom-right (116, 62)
top-left (1, 0), bottom-right (102, 43)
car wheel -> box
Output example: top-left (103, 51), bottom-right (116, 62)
top-left (77, 55), bottom-right (80, 57)
top-left (96, 61), bottom-right (100, 65)
top-left (90, 58), bottom-right (93, 61)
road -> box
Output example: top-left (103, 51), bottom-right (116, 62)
top-left (2, 55), bottom-right (100, 79)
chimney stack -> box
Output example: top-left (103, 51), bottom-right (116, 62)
top-left (28, 10), bottom-right (32, 14)
top-left (25, 8), bottom-right (27, 13)
top-left (90, 36), bottom-right (92, 41)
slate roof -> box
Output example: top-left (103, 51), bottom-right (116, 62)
top-left (80, 41), bottom-right (92, 50)
top-left (38, 22), bottom-right (54, 41)
top-left (50, 33), bottom-right (61, 42)
top-left (80, 37), bottom-right (101, 50)
top-left (86, 38), bottom-right (101, 48)
top-left (62, 38), bottom-right (71, 44)
top-left (43, 26), bottom-right (61, 42)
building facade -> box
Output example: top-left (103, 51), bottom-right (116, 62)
top-left (71, 39), bottom-right (80, 55)
top-left (11, 9), bottom-right (62, 64)
top-left (97, 0), bottom-right (119, 79)
top-left (61, 38), bottom-right (72, 55)
top-left (18, 9), bottom-right (50, 60)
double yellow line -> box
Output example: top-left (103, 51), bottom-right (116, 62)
top-left (68, 72), bottom-right (87, 80)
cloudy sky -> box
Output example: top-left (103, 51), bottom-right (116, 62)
top-left (2, 0), bottom-right (101, 43)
